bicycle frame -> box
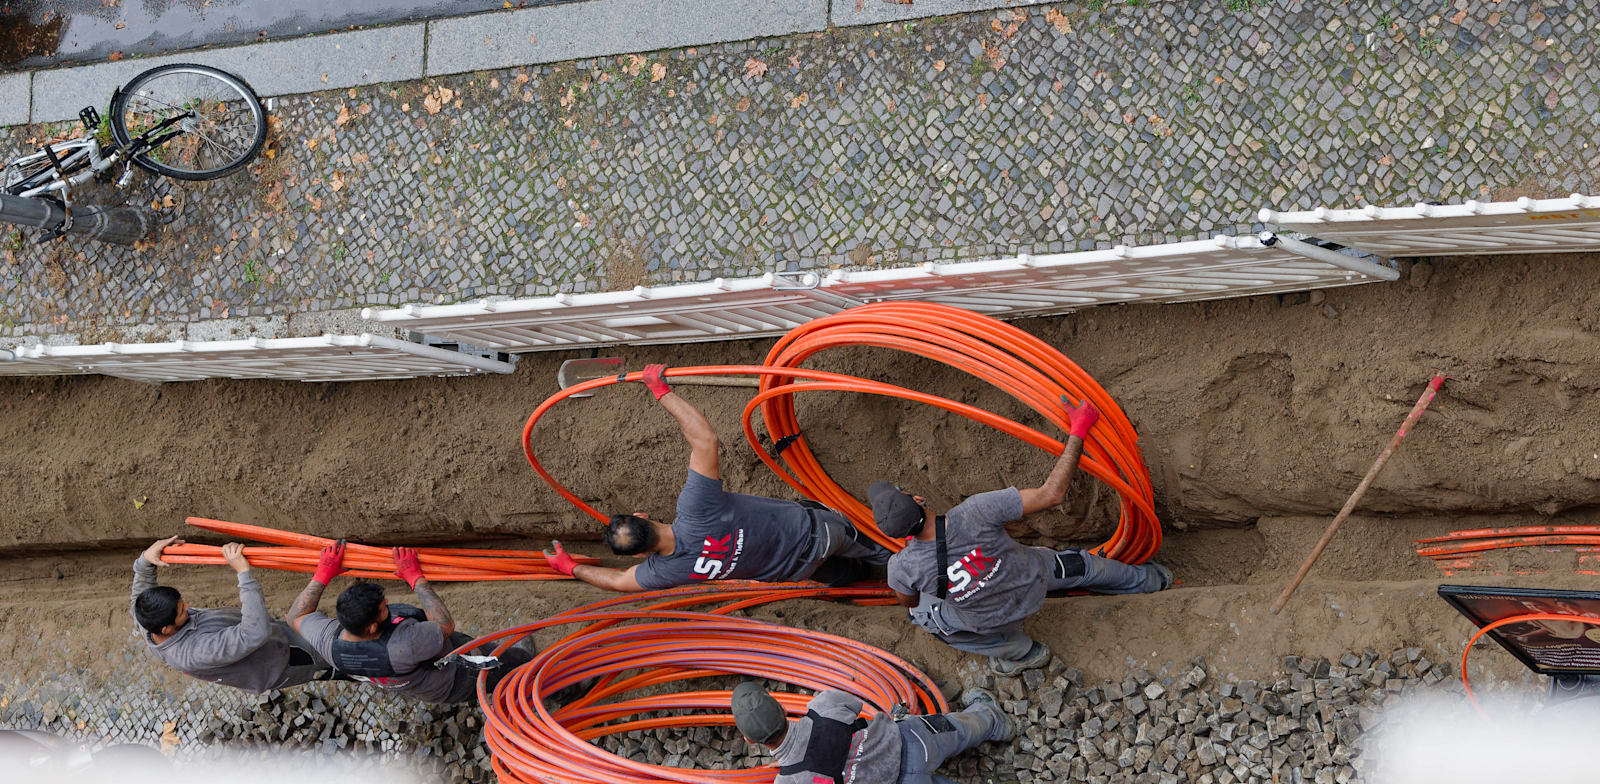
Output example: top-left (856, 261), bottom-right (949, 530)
top-left (5, 109), bottom-right (194, 199)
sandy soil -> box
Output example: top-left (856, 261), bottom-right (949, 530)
top-left (3, 251), bottom-right (1600, 700)
top-left (4, 253), bottom-right (1600, 558)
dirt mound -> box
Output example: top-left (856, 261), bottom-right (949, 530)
top-left (4, 253), bottom-right (1600, 553)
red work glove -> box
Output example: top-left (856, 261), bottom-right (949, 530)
top-left (312, 540), bottom-right (347, 586)
top-left (641, 364), bottom-right (671, 401)
top-left (543, 540), bottom-right (577, 577)
top-left (393, 547), bottom-right (425, 588)
top-left (1061, 395), bottom-right (1099, 440)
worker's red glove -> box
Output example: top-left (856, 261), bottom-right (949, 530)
top-left (641, 364), bottom-right (671, 401)
top-left (393, 547), bottom-right (425, 588)
top-left (1062, 396), bottom-right (1099, 440)
top-left (312, 540), bottom-right (347, 585)
top-left (544, 540), bottom-right (577, 577)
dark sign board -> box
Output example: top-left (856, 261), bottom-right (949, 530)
top-left (1440, 584), bottom-right (1600, 675)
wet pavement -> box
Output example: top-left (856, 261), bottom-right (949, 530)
top-left (0, 0), bottom-right (573, 71)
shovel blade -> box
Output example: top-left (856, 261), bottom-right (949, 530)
top-left (557, 357), bottom-right (623, 398)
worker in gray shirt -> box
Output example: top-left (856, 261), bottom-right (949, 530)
top-left (131, 535), bottom-right (335, 692)
top-left (878, 398), bottom-right (1172, 676)
top-left (732, 682), bottom-right (1011, 784)
top-left (288, 543), bottom-right (532, 704)
top-left (544, 364), bottom-right (889, 591)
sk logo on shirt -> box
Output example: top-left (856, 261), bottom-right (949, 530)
top-left (691, 533), bottom-right (734, 580)
top-left (945, 547), bottom-right (993, 594)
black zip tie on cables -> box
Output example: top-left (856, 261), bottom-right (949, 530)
top-left (770, 434), bottom-right (802, 457)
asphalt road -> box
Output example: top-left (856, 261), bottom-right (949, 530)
top-left (0, 0), bottom-right (575, 71)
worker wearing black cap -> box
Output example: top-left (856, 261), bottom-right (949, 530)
top-left (873, 397), bottom-right (1172, 675)
top-left (731, 681), bottom-right (1011, 784)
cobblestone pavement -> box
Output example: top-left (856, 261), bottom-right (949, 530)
top-left (3, 1), bottom-right (1598, 338)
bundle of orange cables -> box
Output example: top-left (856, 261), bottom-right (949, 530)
top-left (159, 516), bottom-right (596, 581)
top-left (1417, 524), bottom-right (1600, 559)
top-left (450, 582), bottom-right (942, 784)
top-left (523, 301), bottom-right (1162, 562)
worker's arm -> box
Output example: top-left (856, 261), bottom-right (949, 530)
top-left (288, 541), bottom-right (346, 635)
top-left (131, 535), bottom-right (184, 623)
top-left (642, 364), bottom-right (720, 480)
top-left (183, 543), bottom-right (273, 668)
top-left (894, 590), bottom-right (920, 608)
top-left (393, 547), bottom-right (455, 637)
top-left (1017, 397), bottom-right (1099, 516)
top-left (572, 563), bottom-right (646, 593)
top-left (1018, 435), bottom-right (1086, 515)
top-left (545, 541), bottom-right (646, 593)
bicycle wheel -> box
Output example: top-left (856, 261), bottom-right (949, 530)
top-left (109, 63), bottom-right (267, 181)
top-left (2, 138), bottom-right (96, 196)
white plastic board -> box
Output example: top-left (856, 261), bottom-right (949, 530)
top-left (2, 334), bottom-right (514, 383)
top-left (364, 235), bottom-right (1389, 352)
top-left (361, 275), bottom-right (856, 351)
top-left (1262, 194), bottom-right (1600, 257)
top-left (0, 348), bottom-right (95, 377)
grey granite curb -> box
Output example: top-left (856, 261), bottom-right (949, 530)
top-left (831, 0), bottom-right (1053, 26)
top-left (29, 25), bottom-right (427, 124)
top-left (425, 0), bottom-right (829, 77)
top-left (0, 72), bottom-right (29, 127)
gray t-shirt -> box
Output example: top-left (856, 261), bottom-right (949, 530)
top-left (772, 690), bottom-right (903, 784)
top-left (298, 611), bottom-right (458, 703)
top-left (886, 488), bottom-right (1054, 633)
top-left (632, 470), bottom-right (817, 590)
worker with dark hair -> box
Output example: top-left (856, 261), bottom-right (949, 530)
top-left (130, 535), bottom-right (335, 692)
top-left (287, 543), bottom-right (533, 704)
top-left (878, 397), bottom-right (1173, 676)
top-left (731, 682), bottom-right (1012, 784)
top-left (544, 364), bottom-right (888, 592)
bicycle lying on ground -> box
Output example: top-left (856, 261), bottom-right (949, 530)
top-left (0, 62), bottom-right (267, 244)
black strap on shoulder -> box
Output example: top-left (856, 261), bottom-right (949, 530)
top-left (776, 710), bottom-right (869, 784)
top-left (934, 514), bottom-right (949, 600)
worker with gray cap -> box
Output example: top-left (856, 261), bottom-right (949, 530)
top-left (731, 681), bottom-right (1011, 784)
top-left (876, 397), bottom-right (1172, 675)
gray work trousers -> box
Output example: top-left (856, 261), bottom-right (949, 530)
top-left (274, 626), bottom-right (337, 688)
top-left (897, 702), bottom-right (1006, 784)
top-left (442, 632), bottom-right (536, 704)
top-left (917, 549), bottom-right (1163, 661)
top-left (790, 510), bottom-right (893, 581)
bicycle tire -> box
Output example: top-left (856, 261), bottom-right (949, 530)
top-left (3, 140), bottom-right (95, 196)
top-left (109, 63), bottom-right (267, 181)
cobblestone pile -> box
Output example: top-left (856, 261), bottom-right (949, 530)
top-left (4, 0), bottom-right (1597, 337)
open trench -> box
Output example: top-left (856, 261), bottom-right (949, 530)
top-left (3, 252), bottom-right (1599, 781)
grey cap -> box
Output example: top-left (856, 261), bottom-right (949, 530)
top-left (731, 682), bottom-right (787, 745)
top-left (868, 481), bottom-right (925, 538)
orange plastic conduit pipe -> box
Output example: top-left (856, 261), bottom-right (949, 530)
top-left (1459, 612), bottom-right (1600, 716)
top-left (160, 517), bottom-right (597, 581)
top-left (522, 302), bottom-right (1161, 562)
top-left (447, 582), bottom-right (942, 784)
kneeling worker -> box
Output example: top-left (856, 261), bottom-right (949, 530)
top-left (288, 543), bottom-right (532, 704)
top-left (545, 364), bottom-right (889, 592)
top-left (131, 535), bottom-right (336, 692)
top-left (732, 682), bottom-right (1012, 784)
top-left (876, 397), bottom-right (1172, 675)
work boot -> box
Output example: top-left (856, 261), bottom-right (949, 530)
top-left (989, 641), bottom-right (1051, 677)
top-left (959, 687), bottom-right (1014, 742)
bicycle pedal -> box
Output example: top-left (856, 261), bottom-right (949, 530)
top-left (78, 106), bottom-right (101, 131)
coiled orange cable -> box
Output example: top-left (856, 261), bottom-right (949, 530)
top-left (522, 302), bottom-right (1161, 562)
top-left (450, 583), bottom-right (943, 784)
top-left (1460, 612), bottom-right (1600, 715)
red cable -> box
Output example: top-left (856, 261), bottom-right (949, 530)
top-left (1459, 612), bottom-right (1600, 715)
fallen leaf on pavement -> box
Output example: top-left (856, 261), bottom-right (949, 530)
top-left (108, 51), bottom-right (124, 61)
top-left (329, 174), bottom-right (344, 192)
top-left (790, 92), bottom-right (807, 108)
top-left (788, 54), bottom-right (801, 69)
top-left (114, 21), bottom-right (126, 30)
top-left (358, 103), bottom-right (371, 115)
top-left (744, 58), bottom-right (768, 79)
top-left (133, 495), bottom-right (147, 509)
top-left (423, 94), bottom-right (442, 114)
top-left (651, 62), bottom-right (666, 82)
top-left (736, 96), bottom-right (752, 111)
top-left (1044, 8), bottom-right (1072, 34)
top-left (335, 104), bottom-right (352, 126)
top-left (933, 59), bottom-right (946, 71)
